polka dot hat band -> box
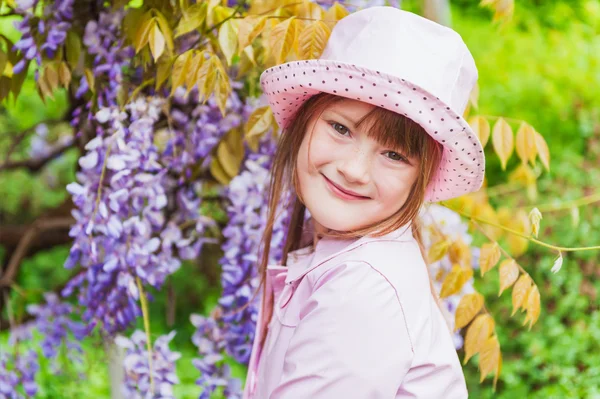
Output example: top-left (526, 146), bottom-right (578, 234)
top-left (260, 6), bottom-right (485, 203)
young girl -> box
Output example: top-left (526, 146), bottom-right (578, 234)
top-left (243, 6), bottom-right (484, 398)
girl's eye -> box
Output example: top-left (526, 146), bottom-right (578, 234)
top-left (385, 151), bottom-right (408, 163)
top-left (330, 122), bottom-right (350, 136)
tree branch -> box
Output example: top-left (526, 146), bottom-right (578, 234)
top-left (0, 217), bottom-right (74, 288)
top-left (0, 139), bottom-right (76, 173)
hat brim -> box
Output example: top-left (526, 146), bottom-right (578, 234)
top-left (260, 59), bottom-right (485, 202)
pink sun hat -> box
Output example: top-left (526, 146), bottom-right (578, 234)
top-left (260, 6), bottom-right (485, 202)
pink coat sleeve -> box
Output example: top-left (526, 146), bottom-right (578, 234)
top-left (270, 261), bottom-right (414, 398)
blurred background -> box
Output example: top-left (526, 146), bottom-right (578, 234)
top-left (1, 0), bottom-right (599, 398)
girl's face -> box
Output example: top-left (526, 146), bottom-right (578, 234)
top-left (296, 98), bottom-right (420, 233)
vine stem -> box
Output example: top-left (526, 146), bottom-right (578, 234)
top-left (136, 277), bottom-right (155, 396)
top-left (470, 220), bottom-right (530, 278)
top-left (516, 191), bottom-right (600, 212)
top-left (442, 203), bottom-right (600, 252)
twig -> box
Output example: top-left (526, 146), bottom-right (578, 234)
top-left (516, 191), bottom-right (600, 212)
top-left (443, 203), bottom-right (600, 252)
top-left (0, 217), bottom-right (74, 288)
top-left (0, 139), bottom-right (76, 173)
top-left (136, 277), bottom-right (155, 396)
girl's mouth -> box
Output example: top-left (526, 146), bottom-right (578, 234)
top-left (322, 174), bottom-right (370, 201)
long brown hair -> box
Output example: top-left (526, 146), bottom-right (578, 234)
top-left (255, 92), bottom-right (446, 349)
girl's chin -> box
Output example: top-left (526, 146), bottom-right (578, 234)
top-left (308, 210), bottom-right (366, 233)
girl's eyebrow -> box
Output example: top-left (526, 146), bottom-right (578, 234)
top-left (326, 109), bottom-right (360, 129)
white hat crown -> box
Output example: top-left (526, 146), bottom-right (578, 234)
top-left (320, 7), bottom-right (478, 114)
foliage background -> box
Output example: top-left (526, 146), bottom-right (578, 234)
top-left (1, 0), bottom-right (599, 398)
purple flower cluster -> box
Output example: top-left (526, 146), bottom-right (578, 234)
top-left (1, 293), bottom-right (87, 397)
top-left (217, 132), bottom-right (291, 365)
top-left (190, 314), bottom-right (242, 399)
top-left (12, 0), bottom-right (74, 74)
top-left (64, 97), bottom-right (172, 335)
top-left (75, 10), bottom-right (133, 104)
top-left (166, 83), bottom-right (253, 175)
top-left (25, 293), bottom-right (85, 370)
top-left (189, 94), bottom-right (292, 396)
top-left (115, 330), bottom-right (181, 399)
top-left (0, 348), bottom-right (39, 399)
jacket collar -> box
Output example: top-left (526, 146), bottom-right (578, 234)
top-left (281, 222), bottom-right (414, 284)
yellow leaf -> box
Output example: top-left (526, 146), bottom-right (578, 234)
top-left (195, 53), bottom-right (215, 102)
top-left (511, 274), bottom-right (531, 316)
top-left (454, 292), bottom-right (484, 331)
top-left (440, 264), bottom-right (468, 298)
top-left (468, 115), bottom-right (490, 148)
top-left (505, 209), bottom-right (530, 257)
top-left (213, 58), bottom-right (231, 115)
top-left (237, 15), bottom-right (267, 53)
top-left (153, 10), bottom-right (174, 52)
top-left (155, 56), bottom-right (173, 91)
top-left (44, 64), bottom-right (59, 93)
top-left (170, 50), bottom-right (193, 96)
top-left (58, 62), bottom-right (71, 87)
top-left (236, 45), bottom-right (256, 80)
top-left (268, 17), bottom-right (298, 65)
top-left (494, 351), bottom-right (503, 391)
top-left (210, 5), bottom-right (235, 27)
top-left (428, 237), bottom-right (451, 263)
top-left (218, 19), bottom-right (238, 66)
top-left (479, 335), bottom-right (501, 383)
top-left (210, 156), bottom-right (231, 185)
top-left (463, 314), bottom-right (494, 365)
top-left (216, 135), bottom-right (243, 178)
top-left (134, 13), bottom-right (154, 53)
top-left (448, 237), bottom-right (472, 267)
top-left (534, 130), bottom-right (550, 171)
top-left (515, 122), bottom-right (537, 165)
top-left (148, 23), bottom-right (166, 61)
top-left (522, 284), bottom-right (541, 330)
top-left (528, 207), bottom-right (542, 238)
top-left (461, 266), bottom-right (474, 286)
top-left (470, 201), bottom-right (502, 240)
top-left (297, 20), bottom-right (331, 60)
top-left (498, 259), bottom-right (519, 296)
top-left (225, 125), bottom-right (244, 159)
top-left (175, 2), bottom-right (207, 38)
top-left (469, 82), bottom-right (479, 110)
top-left (295, 1), bottom-right (324, 19)
top-left (492, 117), bottom-right (514, 170)
top-left (479, 242), bottom-right (501, 277)
top-left (185, 51), bottom-right (206, 94)
top-left (84, 68), bottom-right (95, 93)
top-left (323, 2), bottom-right (349, 28)
top-left (245, 106), bottom-right (274, 143)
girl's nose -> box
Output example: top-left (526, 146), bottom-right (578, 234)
top-left (337, 150), bottom-right (370, 185)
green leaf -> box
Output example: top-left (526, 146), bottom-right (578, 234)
top-left (0, 50), bottom-right (7, 77)
top-left (65, 31), bottom-right (81, 69)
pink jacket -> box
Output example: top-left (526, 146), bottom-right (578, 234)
top-left (243, 223), bottom-right (468, 398)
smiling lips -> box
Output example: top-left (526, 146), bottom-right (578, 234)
top-left (322, 174), bottom-right (370, 200)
